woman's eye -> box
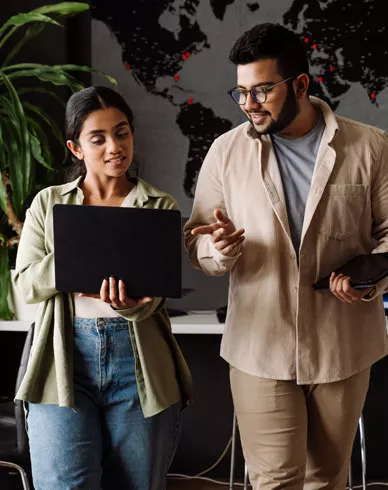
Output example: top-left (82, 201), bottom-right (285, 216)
top-left (91, 138), bottom-right (104, 145)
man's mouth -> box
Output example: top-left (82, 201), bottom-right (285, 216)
top-left (249, 112), bottom-right (269, 125)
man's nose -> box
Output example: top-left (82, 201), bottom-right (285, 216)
top-left (244, 91), bottom-right (261, 111)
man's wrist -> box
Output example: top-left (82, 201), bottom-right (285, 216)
top-left (363, 286), bottom-right (377, 299)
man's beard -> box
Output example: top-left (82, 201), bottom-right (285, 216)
top-left (249, 85), bottom-right (299, 135)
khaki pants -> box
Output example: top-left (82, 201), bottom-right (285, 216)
top-left (230, 367), bottom-right (370, 490)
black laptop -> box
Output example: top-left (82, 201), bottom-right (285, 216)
top-left (53, 204), bottom-right (182, 298)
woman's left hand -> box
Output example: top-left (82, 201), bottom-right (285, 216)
top-left (329, 272), bottom-right (374, 304)
top-left (79, 277), bottom-right (152, 309)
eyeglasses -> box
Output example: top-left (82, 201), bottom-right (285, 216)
top-left (228, 76), bottom-right (296, 105)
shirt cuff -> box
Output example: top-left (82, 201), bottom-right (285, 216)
top-left (361, 276), bottom-right (388, 302)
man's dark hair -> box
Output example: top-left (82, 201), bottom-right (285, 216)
top-left (229, 23), bottom-right (310, 78)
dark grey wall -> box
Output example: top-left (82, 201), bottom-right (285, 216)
top-left (3, 3), bottom-right (388, 483)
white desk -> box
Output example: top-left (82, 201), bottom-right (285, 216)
top-left (0, 321), bottom-right (31, 332)
top-left (0, 313), bottom-right (223, 334)
top-left (1, 313), bottom-right (388, 334)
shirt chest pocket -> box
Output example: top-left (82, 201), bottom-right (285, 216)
top-left (318, 184), bottom-right (369, 240)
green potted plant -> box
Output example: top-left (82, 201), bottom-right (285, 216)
top-left (0, 2), bottom-right (115, 320)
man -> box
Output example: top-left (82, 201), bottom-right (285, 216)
top-left (184, 23), bottom-right (388, 490)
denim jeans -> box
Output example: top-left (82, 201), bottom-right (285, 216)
top-left (27, 317), bottom-right (181, 490)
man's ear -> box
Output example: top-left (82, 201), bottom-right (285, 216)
top-left (295, 73), bottom-right (310, 99)
top-left (67, 140), bottom-right (83, 161)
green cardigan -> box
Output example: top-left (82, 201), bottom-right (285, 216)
top-left (14, 177), bottom-right (193, 417)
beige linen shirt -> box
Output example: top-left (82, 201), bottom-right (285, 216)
top-left (185, 96), bottom-right (388, 384)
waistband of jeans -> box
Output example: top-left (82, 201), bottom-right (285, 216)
top-left (73, 316), bottom-right (129, 330)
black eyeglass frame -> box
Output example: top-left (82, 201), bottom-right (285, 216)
top-left (227, 75), bottom-right (297, 105)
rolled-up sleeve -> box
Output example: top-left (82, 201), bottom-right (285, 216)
top-left (184, 139), bottom-right (241, 276)
top-left (362, 132), bottom-right (388, 300)
top-left (14, 193), bottom-right (57, 304)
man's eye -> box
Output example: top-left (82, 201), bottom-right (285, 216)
top-left (252, 88), bottom-right (266, 95)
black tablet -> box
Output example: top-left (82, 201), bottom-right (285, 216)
top-left (313, 253), bottom-right (388, 290)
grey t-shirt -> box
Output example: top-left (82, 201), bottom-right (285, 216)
top-left (271, 114), bottom-right (325, 254)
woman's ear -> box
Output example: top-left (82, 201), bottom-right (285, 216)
top-left (67, 140), bottom-right (83, 161)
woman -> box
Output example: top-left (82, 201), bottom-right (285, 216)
top-left (14, 86), bottom-right (192, 490)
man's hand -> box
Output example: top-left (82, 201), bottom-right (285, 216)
top-left (79, 277), bottom-right (152, 309)
top-left (191, 208), bottom-right (245, 257)
top-left (329, 272), bottom-right (374, 304)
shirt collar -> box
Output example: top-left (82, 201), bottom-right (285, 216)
top-left (60, 176), bottom-right (83, 195)
top-left (134, 177), bottom-right (168, 206)
top-left (244, 95), bottom-right (339, 143)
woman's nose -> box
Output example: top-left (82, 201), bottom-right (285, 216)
top-left (106, 137), bottom-right (121, 153)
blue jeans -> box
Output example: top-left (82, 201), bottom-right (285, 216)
top-left (27, 317), bottom-right (181, 490)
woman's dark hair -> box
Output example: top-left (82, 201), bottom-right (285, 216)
top-left (64, 86), bottom-right (135, 182)
top-left (229, 23), bottom-right (310, 79)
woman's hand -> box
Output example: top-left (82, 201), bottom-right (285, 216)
top-left (79, 277), bottom-right (152, 309)
top-left (329, 272), bottom-right (374, 304)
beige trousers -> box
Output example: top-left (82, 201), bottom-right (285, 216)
top-left (230, 367), bottom-right (371, 490)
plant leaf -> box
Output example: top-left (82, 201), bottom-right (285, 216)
top-left (2, 24), bottom-right (44, 67)
top-left (5, 67), bottom-right (84, 92)
top-left (3, 63), bottom-right (117, 87)
top-left (24, 101), bottom-right (65, 147)
top-left (26, 117), bottom-right (54, 170)
top-left (0, 13), bottom-right (62, 36)
top-left (32, 2), bottom-right (89, 16)
top-left (17, 86), bottom-right (66, 108)
top-left (0, 122), bottom-right (7, 214)
top-left (0, 246), bottom-right (11, 320)
top-left (54, 64), bottom-right (117, 86)
top-left (29, 131), bottom-right (46, 169)
top-left (0, 171), bottom-right (7, 215)
top-left (0, 73), bottom-right (31, 216)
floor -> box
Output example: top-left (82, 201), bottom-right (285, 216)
top-left (167, 480), bottom-right (232, 489)
top-left (167, 479), bottom-right (388, 490)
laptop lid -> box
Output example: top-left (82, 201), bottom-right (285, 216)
top-left (53, 204), bottom-right (182, 298)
